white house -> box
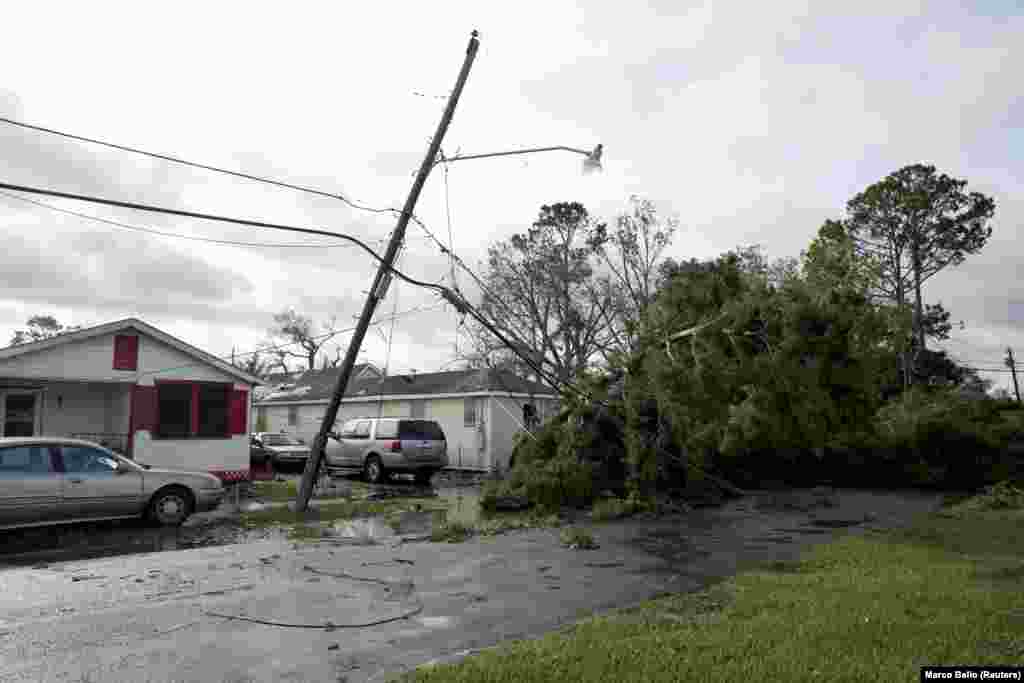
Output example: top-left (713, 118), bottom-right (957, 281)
top-left (0, 318), bottom-right (261, 482)
top-left (254, 367), bottom-right (560, 471)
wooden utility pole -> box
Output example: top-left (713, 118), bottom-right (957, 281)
top-left (1007, 347), bottom-right (1022, 404)
top-left (295, 30), bottom-right (481, 511)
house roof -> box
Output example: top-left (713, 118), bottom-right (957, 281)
top-left (0, 318), bottom-right (262, 386)
top-left (261, 371), bottom-right (303, 384)
top-left (253, 364), bottom-right (379, 400)
top-left (256, 367), bottom-right (557, 404)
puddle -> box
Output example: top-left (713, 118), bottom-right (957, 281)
top-left (321, 517), bottom-right (398, 543)
top-left (0, 481), bottom-right (486, 566)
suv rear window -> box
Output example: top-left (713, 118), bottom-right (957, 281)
top-left (374, 420), bottom-right (398, 439)
top-left (399, 420), bottom-right (445, 441)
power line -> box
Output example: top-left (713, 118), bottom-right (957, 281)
top-left (0, 114), bottom-right (449, 250)
top-left (0, 190), bottom-right (429, 250)
top-left (140, 301), bottom-right (447, 378)
top-left (1, 180), bottom-right (583, 396)
top-left (0, 115), bottom-right (408, 218)
top-left (0, 180), bottom-right (447, 294)
top-left (440, 154), bottom-right (463, 358)
top-left (0, 182), bottom-right (587, 399)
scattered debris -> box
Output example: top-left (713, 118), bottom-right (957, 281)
top-left (71, 574), bottom-right (104, 582)
top-left (491, 495), bottom-right (531, 512)
top-left (328, 644), bottom-right (340, 651)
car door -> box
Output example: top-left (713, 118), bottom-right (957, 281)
top-left (345, 420), bottom-right (372, 465)
top-left (326, 421), bottom-right (355, 468)
top-left (59, 445), bottom-right (146, 519)
top-left (0, 444), bottom-right (63, 526)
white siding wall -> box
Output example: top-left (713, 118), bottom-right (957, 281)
top-left (135, 336), bottom-right (242, 386)
top-left (433, 397), bottom-right (487, 470)
top-left (134, 434), bottom-right (250, 472)
top-left (489, 396), bottom-right (525, 471)
top-left (259, 401), bottom-right (389, 443)
top-left (0, 331), bottom-right (239, 384)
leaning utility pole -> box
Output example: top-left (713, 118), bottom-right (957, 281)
top-left (1007, 347), bottom-right (1022, 404)
top-left (295, 30), bottom-right (481, 511)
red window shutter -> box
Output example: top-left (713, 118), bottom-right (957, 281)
top-left (229, 389), bottom-right (249, 435)
top-left (113, 334), bottom-right (139, 371)
top-left (131, 385), bottom-right (158, 432)
top-left (191, 384), bottom-right (200, 436)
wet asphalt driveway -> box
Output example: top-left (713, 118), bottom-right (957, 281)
top-left (0, 488), bottom-right (942, 683)
top-left (0, 473), bottom-right (481, 569)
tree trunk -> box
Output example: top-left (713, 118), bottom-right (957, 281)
top-left (912, 241), bottom-right (926, 353)
top-left (895, 262), bottom-right (912, 389)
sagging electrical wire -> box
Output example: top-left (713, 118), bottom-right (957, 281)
top-left (138, 301), bottom-right (447, 378)
top-left (0, 180), bottom-right (448, 294)
top-left (0, 190), bottom-right (430, 250)
top-left (0, 115), bottom-right (418, 221)
top-left (1, 179), bottom-right (595, 402)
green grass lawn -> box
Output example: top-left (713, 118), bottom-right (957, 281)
top-left (403, 488), bottom-right (1024, 683)
top-left (250, 478), bottom-right (370, 502)
top-left (250, 479), bottom-right (300, 502)
top-left (239, 498), bottom-right (450, 535)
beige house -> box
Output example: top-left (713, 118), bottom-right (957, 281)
top-left (0, 318), bottom-right (261, 482)
top-left (254, 367), bottom-right (559, 471)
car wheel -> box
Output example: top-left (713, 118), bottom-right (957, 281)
top-left (363, 456), bottom-right (385, 484)
top-left (148, 487), bottom-right (193, 527)
top-left (414, 469), bottom-right (435, 485)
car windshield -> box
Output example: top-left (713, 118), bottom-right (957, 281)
top-left (399, 420), bottom-right (445, 441)
top-left (263, 434), bottom-right (304, 446)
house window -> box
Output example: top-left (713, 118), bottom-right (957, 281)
top-left (463, 398), bottom-right (476, 427)
top-left (155, 381), bottom-right (233, 439)
top-left (288, 406), bottom-right (298, 426)
top-left (197, 385), bottom-right (230, 437)
top-left (156, 383), bottom-right (192, 438)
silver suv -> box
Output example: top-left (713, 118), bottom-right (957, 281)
top-left (325, 418), bottom-right (448, 484)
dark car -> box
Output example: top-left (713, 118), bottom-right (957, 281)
top-left (251, 432), bottom-right (310, 468)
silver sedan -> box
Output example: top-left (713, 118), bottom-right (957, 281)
top-left (0, 437), bottom-right (225, 529)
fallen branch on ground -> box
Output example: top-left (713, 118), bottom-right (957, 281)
top-left (202, 602), bottom-right (424, 630)
top-left (303, 564), bottom-right (408, 586)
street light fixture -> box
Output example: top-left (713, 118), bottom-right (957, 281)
top-left (296, 30), bottom-right (602, 510)
top-left (437, 143), bottom-right (604, 175)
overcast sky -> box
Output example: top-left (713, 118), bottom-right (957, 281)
top-left (0, 1), bottom-right (1021, 391)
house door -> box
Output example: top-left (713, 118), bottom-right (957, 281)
top-left (2, 392), bottom-right (41, 437)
